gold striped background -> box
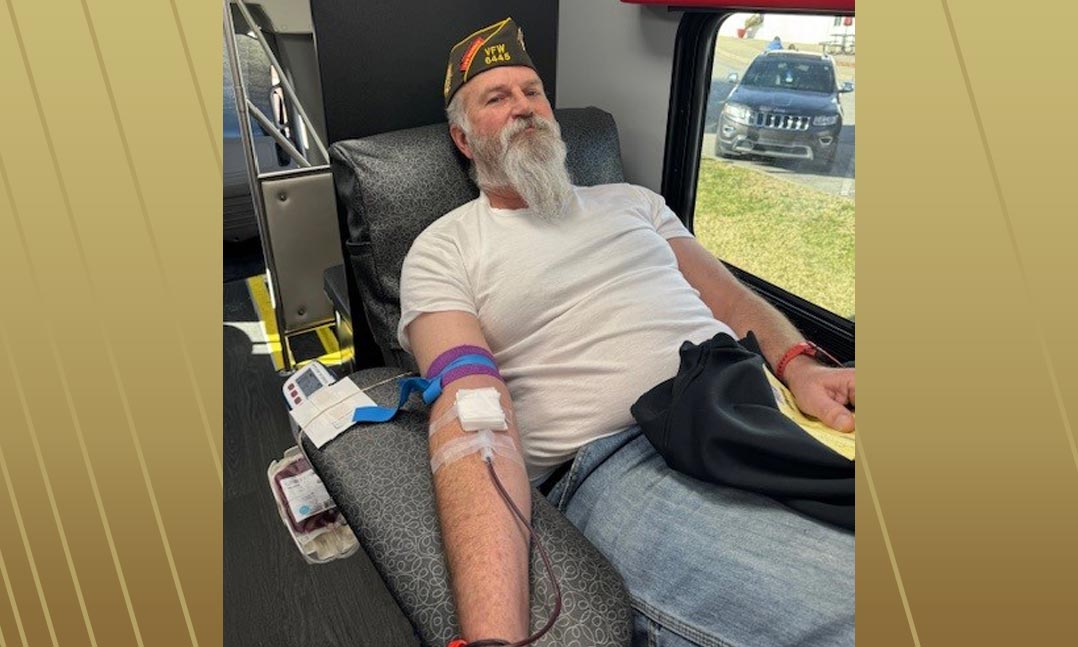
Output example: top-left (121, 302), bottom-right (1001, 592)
top-left (0, 0), bottom-right (220, 645)
top-left (0, 0), bottom-right (1074, 645)
top-left (857, 1), bottom-right (1078, 644)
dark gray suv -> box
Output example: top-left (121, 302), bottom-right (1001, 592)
top-left (716, 50), bottom-right (852, 170)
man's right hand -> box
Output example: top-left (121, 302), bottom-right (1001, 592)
top-left (784, 356), bottom-right (856, 432)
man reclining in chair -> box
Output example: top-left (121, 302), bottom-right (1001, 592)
top-left (399, 17), bottom-right (854, 647)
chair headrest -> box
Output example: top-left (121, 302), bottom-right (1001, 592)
top-left (330, 107), bottom-right (624, 367)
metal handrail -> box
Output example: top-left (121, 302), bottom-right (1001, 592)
top-left (246, 99), bottom-right (311, 168)
top-left (232, 0), bottom-right (330, 164)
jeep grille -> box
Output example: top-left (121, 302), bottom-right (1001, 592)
top-left (754, 112), bottom-right (812, 130)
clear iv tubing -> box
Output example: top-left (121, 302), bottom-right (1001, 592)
top-left (461, 457), bottom-right (563, 647)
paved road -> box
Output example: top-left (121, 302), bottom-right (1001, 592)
top-left (703, 55), bottom-right (855, 200)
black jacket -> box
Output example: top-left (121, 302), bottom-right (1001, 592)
top-left (631, 332), bottom-right (854, 530)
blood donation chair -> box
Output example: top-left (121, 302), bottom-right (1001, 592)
top-left (306, 107), bottom-right (633, 646)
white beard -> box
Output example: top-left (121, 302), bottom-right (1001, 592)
top-left (469, 114), bottom-right (573, 221)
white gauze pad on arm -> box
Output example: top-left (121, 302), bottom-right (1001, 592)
top-left (427, 388), bottom-right (522, 473)
top-left (428, 387), bottom-right (510, 436)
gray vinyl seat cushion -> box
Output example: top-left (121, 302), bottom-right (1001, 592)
top-left (304, 368), bottom-right (632, 647)
top-left (329, 107), bottom-right (624, 368)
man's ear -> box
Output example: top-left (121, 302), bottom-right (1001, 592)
top-left (449, 123), bottom-right (473, 160)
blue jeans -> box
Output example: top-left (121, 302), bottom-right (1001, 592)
top-left (545, 427), bottom-right (854, 647)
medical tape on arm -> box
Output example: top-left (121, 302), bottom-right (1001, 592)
top-left (427, 387), bottom-right (522, 473)
top-left (430, 429), bottom-right (524, 474)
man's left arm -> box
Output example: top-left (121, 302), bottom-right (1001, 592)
top-left (669, 236), bottom-right (856, 432)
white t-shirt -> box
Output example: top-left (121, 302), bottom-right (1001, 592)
top-left (398, 183), bottom-right (736, 481)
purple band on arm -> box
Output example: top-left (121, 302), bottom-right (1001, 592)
top-left (441, 364), bottom-right (503, 389)
top-left (427, 345), bottom-right (495, 379)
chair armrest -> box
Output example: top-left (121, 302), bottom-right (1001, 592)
top-left (322, 263), bottom-right (350, 318)
top-left (303, 367), bottom-right (632, 647)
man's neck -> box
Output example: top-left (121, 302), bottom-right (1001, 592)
top-left (483, 187), bottom-right (528, 210)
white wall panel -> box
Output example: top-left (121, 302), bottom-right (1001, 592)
top-left (556, 2), bottom-right (682, 192)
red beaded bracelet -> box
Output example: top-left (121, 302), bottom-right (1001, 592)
top-left (775, 341), bottom-right (840, 382)
top-left (447, 640), bottom-right (468, 647)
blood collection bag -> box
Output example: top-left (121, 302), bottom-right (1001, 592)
top-left (267, 446), bottom-right (358, 564)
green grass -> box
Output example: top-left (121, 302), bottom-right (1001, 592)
top-left (693, 158), bottom-right (855, 318)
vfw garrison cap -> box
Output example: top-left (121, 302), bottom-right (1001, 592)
top-left (444, 17), bottom-right (536, 107)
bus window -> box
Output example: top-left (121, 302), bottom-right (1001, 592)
top-left (697, 12), bottom-right (855, 320)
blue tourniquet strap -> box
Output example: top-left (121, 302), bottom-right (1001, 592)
top-left (352, 354), bottom-right (496, 423)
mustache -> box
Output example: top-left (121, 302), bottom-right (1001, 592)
top-left (499, 114), bottom-right (556, 144)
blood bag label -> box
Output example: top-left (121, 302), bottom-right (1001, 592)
top-left (278, 470), bottom-right (334, 522)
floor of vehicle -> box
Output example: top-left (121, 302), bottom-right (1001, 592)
top-left (223, 278), bottom-right (418, 646)
top-left (224, 237), bottom-right (265, 284)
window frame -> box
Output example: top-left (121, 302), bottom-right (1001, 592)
top-left (662, 10), bottom-right (856, 363)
